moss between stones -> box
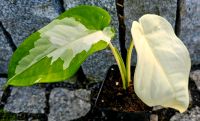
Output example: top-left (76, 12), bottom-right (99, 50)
top-left (0, 108), bottom-right (17, 121)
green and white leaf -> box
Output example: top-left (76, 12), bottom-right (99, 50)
top-left (15, 18), bottom-right (112, 74)
top-left (132, 14), bottom-right (191, 113)
top-left (7, 5), bottom-right (114, 86)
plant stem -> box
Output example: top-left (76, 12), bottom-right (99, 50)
top-left (109, 43), bottom-right (127, 89)
top-left (126, 40), bottom-right (134, 84)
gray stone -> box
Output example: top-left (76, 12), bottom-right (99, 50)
top-left (150, 114), bottom-right (158, 121)
top-left (64, 0), bottom-right (119, 82)
top-left (179, 0), bottom-right (200, 65)
top-left (124, 0), bottom-right (177, 65)
top-left (0, 0), bottom-right (59, 46)
top-left (0, 27), bottom-right (12, 73)
top-left (74, 89), bottom-right (91, 101)
top-left (4, 86), bottom-right (46, 113)
top-left (170, 106), bottom-right (200, 121)
top-left (48, 88), bottom-right (91, 121)
top-left (0, 78), bottom-right (6, 101)
top-left (82, 51), bottom-right (116, 82)
top-left (190, 70), bottom-right (200, 91)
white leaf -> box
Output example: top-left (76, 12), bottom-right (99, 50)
top-left (132, 14), bottom-right (191, 113)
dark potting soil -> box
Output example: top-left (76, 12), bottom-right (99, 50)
top-left (92, 65), bottom-right (151, 112)
top-left (74, 65), bottom-right (152, 121)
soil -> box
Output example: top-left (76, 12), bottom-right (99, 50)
top-left (92, 65), bottom-right (151, 112)
top-left (74, 65), bottom-right (152, 121)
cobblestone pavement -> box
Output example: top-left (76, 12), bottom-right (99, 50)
top-left (0, 0), bottom-right (200, 121)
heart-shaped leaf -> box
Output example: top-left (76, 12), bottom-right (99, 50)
top-left (132, 14), bottom-right (191, 112)
top-left (7, 5), bottom-right (114, 86)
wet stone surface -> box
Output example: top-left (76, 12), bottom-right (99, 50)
top-left (179, 0), bottom-right (200, 65)
top-left (48, 88), bottom-right (91, 121)
top-left (4, 86), bottom-right (46, 114)
top-left (0, 0), bottom-right (59, 46)
top-left (64, 0), bottom-right (119, 82)
top-left (0, 27), bottom-right (12, 73)
top-left (124, 0), bottom-right (177, 65)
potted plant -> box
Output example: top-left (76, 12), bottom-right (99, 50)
top-left (4, 5), bottom-right (191, 120)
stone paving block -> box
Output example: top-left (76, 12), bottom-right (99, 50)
top-left (0, 27), bottom-right (12, 73)
top-left (179, 0), bottom-right (200, 65)
top-left (0, 0), bottom-right (59, 46)
top-left (48, 88), bottom-right (91, 121)
top-left (4, 86), bottom-right (46, 114)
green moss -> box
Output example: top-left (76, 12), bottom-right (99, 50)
top-left (0, 109), bottom-right (17, 121)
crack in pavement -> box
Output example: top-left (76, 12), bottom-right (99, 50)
top-left (0, 21), bottom-right (17, 52)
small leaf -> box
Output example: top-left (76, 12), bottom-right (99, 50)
top-left (132, 14), bottom-right (191, 112)
top-left (7, 5), bottom-right (114, 86)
